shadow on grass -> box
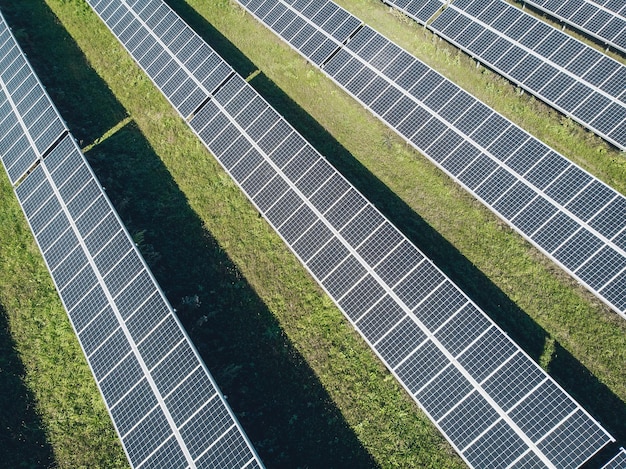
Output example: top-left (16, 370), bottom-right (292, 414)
top-left (7, 0), bottom-right (625, 466)
top-left (3, 2), bottom-right (380, 466)
top-left (87, 120), bottom-right (380, 468)
top-left (168, 0), bottom-right (626, 449)
top-left (0, 303), bottom-right (55, 468)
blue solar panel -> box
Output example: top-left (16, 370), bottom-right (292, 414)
top-left (383, 0), bottom-right (626, 152)
top-left (524, 0), bottom-right (626, 54)
top-left (239, 0), bottom-right (626, 321)
top-left (602, 447), bottom-right (626, 469)
top-left (0, 7), bottom-right (263, 469)
top-left (425, 0), bottom-right (626, 151)
top-left (79, 0), bottom-right (618, 467)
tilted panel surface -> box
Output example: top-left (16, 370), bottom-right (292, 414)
top-left (236, 0), bottom-right (626, 320)
top-left (522, 0), bottom-right (626, 53)
top-left (0, 18), bottom-right (65, 184)
top-left (0, 9), bottom-right (263, 469)
top-left (593, 0), bottom-right (626, 15)
top-left (384, 0), bottom-right (626, 150)
top-left (87, 0), bottom-right (615, 467)
top-left (602, 447), bottom-right (626, 469)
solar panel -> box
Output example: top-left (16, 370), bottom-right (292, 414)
top-left (85, 0), bottom-right (615, 467)
top-left (602, 447), bottom-right (626, 469)
top-left (523, 0), bottom-right (626, 54)
top-left (0, 10), bottom-right (263, 469)
top-left (384, 0), bottom-right (626, 151)
top-left (235, 0), bottom-right (626, 321)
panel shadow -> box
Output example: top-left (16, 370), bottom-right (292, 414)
top-left (167, 0), bottom-right (626, 453)
top-left (3, 2), bottom-right (380, 467)
top-left (0, 303), bottom-right (56, 468)
top-left (86, 120), bottom-right (379, 468)
top-left (7, 0), bottom-right (626, 466)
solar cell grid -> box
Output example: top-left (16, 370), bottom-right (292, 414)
top-left (537, 409), bottom-right (614, 468)
top-left (425, 0), bottom-right (626, 150)
top-left (396, 340), bottom-right (449, 393)
top-left (375, 317), bottom-right (427, 367)
top-left (509, 380), bottom-right (578, 441)
top-left (511, 197), bottom-right (559, 237)
top-left (338, 274), bottom-right (386, 320)
top-left (354, 294), bottom-right (403, 339)
top-left (0, 6), bottom-right (264, 468)
top-left (83, 0), bottom-right (617, 467)
top-left (602, 447), bottom-right (626, 469)
top-left (439, 391), bottom-right (500, 450)
top-left (464, 420), bottom-right (530, 469)
top-left (523, 0), bottom-right (626, 54)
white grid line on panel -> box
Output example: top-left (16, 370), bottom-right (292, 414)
top-left (136, 313), bottom-right (174, 347)
top-left (236, 1), bottom-right (615, 466)
top-left (371, 314), bottom-right (410, 346)
top-left (192, 423), bottom-right (238, 464)
top-left (534, 407), bottom-right (580, 445)
top-left (436, 388), bottom-right (477, 423)
top-left (33, 209), bottom-right (64, 238)
top-left (134, 433), bottom-right (176, 469)
top-left (265, 0), bottom-right (626, 317)
top-left (110, 376), bottom-right (147, 410)
top-left (599, 266), bottom-right (626, 293)
top-left (522, 0), bottom-right (626, 53)
top-left (162, 365), bottom-right (203, 401)
top-left (120, 403), bottom-right (161, 439)
top-left (505, 447), bottom-right (534, 469)
top-left (73, 193), bottom-right (105, 223)
top-left (264, 184), bottom-right (303, 214)
top-left (504, 377), bottom-right (550, 415)
top-left (353, 220), bottom-right (388, 251)
top-left (460, 416), bottom-right (504, 453)
top-left (147, 338), bottom-right (186, 372)
top-left (477, 350), bottom-right (520, 385)
top-left (178, 393), bottom-right (220, 430)
top-left (413, 362), bottom-right (454, 396)
top-left (42, 224), bottom-right (73, 255)
top-left (77, 304), bottom-right (108, 336)
top-left (95, 349), bottom-right (133, 383)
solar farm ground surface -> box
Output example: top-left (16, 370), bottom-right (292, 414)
top-left (0, 0), bottom-right (624, 467)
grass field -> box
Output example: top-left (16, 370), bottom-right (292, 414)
top-left (0, 0), bottom-right (624, 467)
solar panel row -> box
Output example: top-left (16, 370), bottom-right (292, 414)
top-left (0, 10), bottom-right (263, 469)
top-left (384, 0), bottom-right (626, 150)
top-left (602, 447), bottom-right (626, 469)
top-left (237, 0), bottom-right (626, 320)
top-left (0, 24), bottom-right (65, 185)
top-left (591, 0), bottom-right (626, 15)
top-left (522, 0), bottom-right (626, 54)
top-left (87, 0), bottom-right (615, 467)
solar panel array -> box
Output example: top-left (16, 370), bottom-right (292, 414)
top-left (85, 0), bottom-right (617, 467)
top-left (383, 0), bottom-right (626, 150)
top-left (236, 0), bottom-right (626, 320)
top-left (602, 447), bottom-right (626, 469)
top-left (0, 10), bottom-right (263, 469)
top-left (521, 0), bottom-right (626, 54)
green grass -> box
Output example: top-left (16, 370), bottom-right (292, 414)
top-left (0, 0), bottom-right (624, 467)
